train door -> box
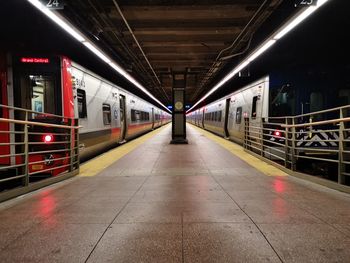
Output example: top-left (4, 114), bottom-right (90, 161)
top-left (151, 108), bottom-right (155, 129)
top-left (201, 108), bottom-right (205, 128)
top-left (119, 95), bottom-right (127, 141)
top-left (0, 66), bottom-right (10, 166)
top-left (224, 98), bottom-right (230, 138)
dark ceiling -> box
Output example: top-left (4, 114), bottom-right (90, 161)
top-left (3, 0), bottom-right (336, 109)
top-left (56, 0), bottom-right (290, 106)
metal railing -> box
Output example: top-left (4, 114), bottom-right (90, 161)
top-left (0, 104), bottom-right (80, 199)
top-left (244, 105), bottom-right (350, 187)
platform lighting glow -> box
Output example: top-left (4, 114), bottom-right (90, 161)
top-left (247, 40), bottom-right (276, 62)
top-left (187, 0), bottom-right (330, 113)
top-left (82, 42), bottom-right (111, 64)
top-left (26, 0), bottom-right (171, 113)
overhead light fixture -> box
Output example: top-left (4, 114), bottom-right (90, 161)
top-left (187, 0), bottom-right (330, 113)
top-left (247, 40), bottom-right (276, 62)
top-left (26, 0), bottom-right (171, 113)
top-left (82, 42), bottom-right (111, 64)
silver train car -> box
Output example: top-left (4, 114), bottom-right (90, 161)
top-left (71, 62), bottom-right (171, 160)
top-left (187, 76), bottom-right (269, 145)
top-left (0, 54), bottom-right (171, 180)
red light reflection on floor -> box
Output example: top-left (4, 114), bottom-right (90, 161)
top-left (273, 179), bottom-right (286, 193)
top-left (38, 194), bottom-right (57, 219)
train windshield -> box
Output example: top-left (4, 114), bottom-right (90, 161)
top-left (14, 73), bottom-right (59, 119)
top-left (270, 84), bottom-right (295, 117)
top-left (30, 75), bottom-right (55, 114)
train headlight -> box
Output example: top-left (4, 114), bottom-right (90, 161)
top-left (273, 130), bottom-right (282, 137)
top-left (43, 134), bottom-right (54, 143)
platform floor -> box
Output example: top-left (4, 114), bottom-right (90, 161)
top-left (1, 124), bottom-right (350, 262)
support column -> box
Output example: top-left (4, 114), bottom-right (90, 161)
top-left (170, 73), bottom-right (188, 144)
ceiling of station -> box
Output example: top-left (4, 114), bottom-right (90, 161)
top-left (58, 0), bottom-right (288, 106)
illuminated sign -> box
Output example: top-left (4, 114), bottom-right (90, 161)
top-left (39, 0), bottom-right (65, 10)
top-left (294, 0), bottom-right (318, 7)
top-left (21, 58), bottom-right (50, 64)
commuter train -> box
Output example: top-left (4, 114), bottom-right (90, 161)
top-left (187, 76), bottom-right (270, 144)
top-left (187, 70), bottom-right (350, 148)
top-left (0, 53), bottom-right (171, 178)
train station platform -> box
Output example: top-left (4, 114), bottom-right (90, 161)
top-left (1, 124), bottom-right (350, 262)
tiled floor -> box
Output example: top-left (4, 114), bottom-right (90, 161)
top-left (1, 124), bottom-right (350, 262)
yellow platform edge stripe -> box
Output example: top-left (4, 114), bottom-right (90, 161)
top-left (79, 124), bottom-right (170, 177)
top-left (189, 123), bottom-right (287, 177)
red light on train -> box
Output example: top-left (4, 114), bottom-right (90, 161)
top-left (21, 57), bottom-right (50, 64)
top-left (273, 130), bottom-right (281, 137)
top-left (43, 134), bottom-right (54, 143)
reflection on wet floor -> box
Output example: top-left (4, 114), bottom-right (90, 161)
top-left (0, 124), bottom-right (350, 262)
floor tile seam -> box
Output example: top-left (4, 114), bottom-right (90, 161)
top-left (189, 124), bottom-right (288, 177)
top-left (275, 193), bottom-right (350, 238)
top-left (255, 222), bottom-right (344, 226)
top-left (112, 220), bottom-right (254, 225)
top-left (148, 137), bottom-right (172, 184)
top-left (0, 127), bottom-right (162, 254)
top-left (84, 136), bottom-right (167, 262)
top-left (108, 220), bottom-right (278, 226)
top-left (209, 170), bottom-right (284, 263)
top-left (181, 212), bottom-right (185, 263)
top-left (0, 185), bottom-right (94, 253)
top-left (111, 222), bottom-right (182, 225)
top-left (83, 173), bottom-right (153, 263)
top-left (0, 176), bottom-right (81, 212)
top-left (79, 124), bottom-right (170, 177)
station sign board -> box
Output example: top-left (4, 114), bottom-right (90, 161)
top-left (40, 0), bottom-right (65, 10)
top-left (294, 0), bottom-right (318, 7)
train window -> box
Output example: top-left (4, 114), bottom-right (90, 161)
top-left (310, 92), bottom-right (323, 113)
top-left (131, 110), bottom-right (135, 121)
top-left (77, 89), bottom-right (87, 118)
top-left (310, 92), bottom-right (324, 120)
top-left (218, 111), bottom-right (222, 122)
top-left (102, 103), bottom-right (111, 125)
top-left (338, 89), bottom-right (350, 106)
top-left (236, 107), bottom-right (242, 124)
top-left (131, 109), bottom-right (140, 122)
top-left (22, 75), bottom-right (56, 118)
top-left (145, 112), bottom-right (150, 121)
top-left (251, 96), bottom-right (258, 119)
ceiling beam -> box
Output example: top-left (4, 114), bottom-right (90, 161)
top-left (109, 5), bottom-right (257, 20)
top-left (123, 34), bottom-right (239, 42)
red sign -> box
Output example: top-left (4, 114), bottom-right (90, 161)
top-left (21, 57), bottom-right (50, 64)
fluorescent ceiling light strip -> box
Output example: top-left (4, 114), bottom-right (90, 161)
top-left (247, 40), bottom-right (276, 62)
top-left (188, 0), bottom-right (331, 113)
top-left (83, 42), bottom-right (111, 63)
top-left (108, 63), bottom-right (168, 112)
top-left (274, 7), bottom-right (316, 39)
top-left (274, 0), bottom-right (329, 40)
top-left (26, 0), bottom-right (171, 113)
